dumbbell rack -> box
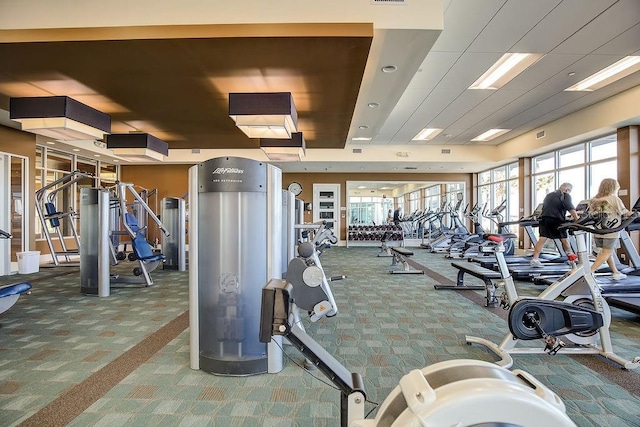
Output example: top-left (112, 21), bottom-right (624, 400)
top-left (346, 225), bottom-right (403, 247)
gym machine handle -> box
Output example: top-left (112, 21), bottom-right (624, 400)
top-left (559, 212), bottom-right (638, 234)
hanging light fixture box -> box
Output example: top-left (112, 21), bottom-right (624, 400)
top-left (260, 132), bottom-right (306, 161)
top-left (106, 133), bottom-right (169, 162)
top-left (229, 92), bottom-right (298, 139)
top-left (10, 96), bottom-right (111, 140)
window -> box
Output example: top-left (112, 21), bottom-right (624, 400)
top-left (477, 162), bottom-right (518, 233)
top-left (348, 196), bottom-right (392, 226)
top-left (423, 185), bottom-right (441, 212)
top-left (408, 190), bottom-right (421, 215)
top-left (531, 133), bottom-right (618, 248)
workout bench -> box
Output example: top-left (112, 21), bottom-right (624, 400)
top-left (389, 247), bottom-right (424, 274)
top-left (435, 261), bottom-right (502, 307)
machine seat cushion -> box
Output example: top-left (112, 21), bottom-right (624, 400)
top-left (0, 282), bottom-right (32, 298)
top-left (131, 233), bottom-right (165, 262)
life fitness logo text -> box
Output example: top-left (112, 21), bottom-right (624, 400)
top-left (211, 167), bottom-right (244, 183)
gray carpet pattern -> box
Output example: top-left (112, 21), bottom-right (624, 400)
top-left (0, 247), bottom-right (639, 426)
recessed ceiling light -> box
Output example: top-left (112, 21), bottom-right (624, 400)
top-left (368, 102), bottom-right (380, 108)
top-left (567, 72), bottom-right (576, 76)
top-left (352, 137), bottom-right (372, 141)
top-left (359, 125), bottom-right (369, 129)
top-left (46, 141), bottom-right (55, 145)
top-left (469, 53), bottom-right (543, 90)
top-left (565, 56), bottom-right (640, 91)
top-left (412, 128), bottom-right (442, 141)
top-left (112, 159), bottom-right (119, 162)
top-left (94, 154), bottom-right (101, 157)
top-left (72, 148), bottom-right (80, 152)
top-left (471, 129), bottom-right (511, 141)
top-left (381, 65), bottom-right (397, 73)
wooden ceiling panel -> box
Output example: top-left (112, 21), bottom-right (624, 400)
top-left (0, 31), bottom-right (372, 150)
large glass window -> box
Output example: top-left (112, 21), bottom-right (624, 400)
top-left (423, 185), bottom-right (441, 212)
top-left (532, 133), bottom-right (617, 209)
top-left (408, 190), bottom-right (421, 215)
top-left (349, 196), bottom-right (392, 226)
top-left (477, 162), bottom-right (519, 233)
top-left (530, 133), bottom-right (618, 249)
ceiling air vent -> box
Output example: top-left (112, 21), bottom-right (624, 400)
top-left (441, 149), bottom-right (451, 154)
top-left (371, 0), bottom-right (407, 4)
top-left (192, 148), bottom-right (201, 154)
top-left (536, 130), bottom-right (546, 140)
top-left (352, 148), bottom-right (363, 154)
top-left (404, 167), bottom-right (417, 170)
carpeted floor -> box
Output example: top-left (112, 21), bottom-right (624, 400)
top-left (1, 246), bottom-right (639, 426)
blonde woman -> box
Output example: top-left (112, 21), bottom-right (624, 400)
top-left (589, 178), bottom-right (629, 280)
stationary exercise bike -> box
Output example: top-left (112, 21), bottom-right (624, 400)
top-left (260, 244), bottom-right (576, 426)
top-left (466, 213), bottom-right (640, 370)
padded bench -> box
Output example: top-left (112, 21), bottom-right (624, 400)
top-left (0, 282), bottom-right (32, 315)
top-left (434, 261), bottom-right (503, 307)
top-left (389, 247), bottom-right (424, 274)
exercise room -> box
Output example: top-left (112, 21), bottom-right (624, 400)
top-left (1, 1), bottom-right (640, 426)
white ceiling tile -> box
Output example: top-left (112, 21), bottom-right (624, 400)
top-left (552, 0), bottom-right (640, 54)
top-left (431, 0), bottom-right (506, 52)
top-left (512, 0), bottom-right (618, 53)
top-left (431, 90), bottom-right (494, 128)
top-left (593, 23), bottom-right (640, 55)
top-left (504, 53), bottom-right (584, 90)
top-left (468, 0), bottom-right (561, 52)
top-left (409, 51), bottom-right (461, 90)
top-left (449, 89), bottom-right (528, 130)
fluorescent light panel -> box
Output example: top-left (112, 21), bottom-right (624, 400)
top-left (469, 53), bottom-right (543, 90)
top-left (471, 128), bottom-right (510, 141)
top-left (110, 148), bottom-right (165, 162)
top-left (565, 56), bottom-right (640, 91)
top-left (19, 117), bottom-right (106, 140)
top-left (412, 128), bottom-right (442, 141)
top-left (352, 137), bottom-right (372, 141)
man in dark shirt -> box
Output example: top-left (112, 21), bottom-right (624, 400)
top-left (530, 183), bottom-right (579, 267)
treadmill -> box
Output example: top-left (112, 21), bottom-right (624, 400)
top-left (481, 202), bottom-right (591, 280)
top-left (472, 204), bottom-right (567, 269)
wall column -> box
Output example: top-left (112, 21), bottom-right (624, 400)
top-left (618, 126), bottom-right (639, 252)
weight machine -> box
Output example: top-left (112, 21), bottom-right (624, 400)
top-left (35, 170), bottom-right (94, 267)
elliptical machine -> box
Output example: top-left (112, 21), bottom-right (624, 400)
top-left (466, 213), bottom-right (640, 370)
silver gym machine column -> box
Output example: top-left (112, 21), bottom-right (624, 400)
top-left (281, 190), bottom-right (295, 278)
top-left (189, 157), bottom-right (283, 375)
top-left (161, 197), bottom-right (186, 271)
top-left (79, 188), bottom-right (110, 297)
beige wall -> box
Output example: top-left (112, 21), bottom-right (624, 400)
top-left (0, 125), bottom-right (37, 253)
